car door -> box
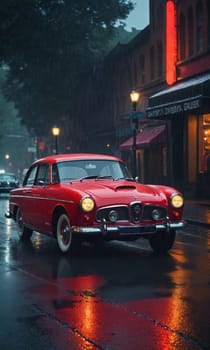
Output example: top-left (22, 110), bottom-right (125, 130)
top-left (31, 163), bottom-right (51, 231)
top-left (20, 165), bottom-right (38, 226)
top-left (20, 163), bottom-right (50, 231)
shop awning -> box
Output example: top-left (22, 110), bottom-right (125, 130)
top-left (120, 125), bottom-right (166, 150)
top-left (147, 72), bottom-right (210, 118)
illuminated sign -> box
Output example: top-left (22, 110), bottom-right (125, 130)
top-left (147, 98), bottom-right (201, 118)
top-left (166, 0), bottom-right (177, 85)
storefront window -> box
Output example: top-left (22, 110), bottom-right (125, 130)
top-left (201, 114), bottom-right (210, 172)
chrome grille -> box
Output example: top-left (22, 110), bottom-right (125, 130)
top-left (96, 205), bottom-right (129, 222)
top-left (96, 203), bottom-right (167, 223)
top-left (130, 202), bottom-right (142, 223)
top-left (142, 205), bottom-right (167, 221)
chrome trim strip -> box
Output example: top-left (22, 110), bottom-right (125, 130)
top-left (97, 204), bottom-right (128, 210)
top-left (73, 227), bottom-right (103, 233)
top-left (10, 194), bottom-right (73, 205)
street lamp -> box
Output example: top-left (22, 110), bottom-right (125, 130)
top-left (52, 126), bottom-right (60, 154)
top-left (130, 90), bottom-right (140, 178)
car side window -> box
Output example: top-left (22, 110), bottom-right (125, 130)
top-left (24, 166), bottom-right (37, 186)
top-left (35, 164), bottom-right (49, 186)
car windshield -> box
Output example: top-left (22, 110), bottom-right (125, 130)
top-left (56, 159), bottom-right (131, 182)
top-left (0, 174), bottom-right (16, 181)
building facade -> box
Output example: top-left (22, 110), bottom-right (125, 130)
top-left (80, 0), bottom-right (210, 198)
top-left (147, 0), bottom-right (210, 197)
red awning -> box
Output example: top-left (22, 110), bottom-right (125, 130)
top-left (120, 125), bottom-right (166, 150)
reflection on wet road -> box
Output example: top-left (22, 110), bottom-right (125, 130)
top-left (0, 198), bottom-right (209, 350)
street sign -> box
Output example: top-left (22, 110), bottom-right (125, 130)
top-left (27, 146), bottom-right (36, 153)
top-left (129, 111), bottom-right (144, 119)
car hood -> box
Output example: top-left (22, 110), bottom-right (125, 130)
top-left (64, 180), bottom-right (168, 206)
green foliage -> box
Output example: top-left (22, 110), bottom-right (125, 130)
top-left (0, 0), bottom-right (134, 135)
top-left (0, 69), bottom-right (22, 136)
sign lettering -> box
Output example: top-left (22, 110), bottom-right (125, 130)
top-left (147, 98), bottom-right (200, 118)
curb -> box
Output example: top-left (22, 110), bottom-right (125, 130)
top-left (185, 218), bottom-right (210, 229)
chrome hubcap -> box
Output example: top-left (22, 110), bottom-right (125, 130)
top-left (61, 223), bottom-right (70, 244)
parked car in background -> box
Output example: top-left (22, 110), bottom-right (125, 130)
top-left (0, 172), bottom-right (19, 193)
top-left (6, 153), bottom-right (186, 254)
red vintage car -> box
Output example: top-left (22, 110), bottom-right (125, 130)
top-left (6, 153), bottom-right (186, 254)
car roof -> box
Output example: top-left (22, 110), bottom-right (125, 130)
top-left (32, 153), bottom-right (123, 166)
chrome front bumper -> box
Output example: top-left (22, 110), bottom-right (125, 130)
top-left (72, 219), bottom-right (187, 236)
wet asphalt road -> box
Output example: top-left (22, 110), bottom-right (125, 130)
top-left (0, 196), bottom-right (210, 350)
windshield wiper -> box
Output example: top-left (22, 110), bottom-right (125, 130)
top-left (115, 177), bottom-right (135, 181)
top-left (96, 175), bottom-right (113, 180)
top-left (80, 175), bottom-right (113, 181)
top-left (79, 175), bottom-right (98, 180)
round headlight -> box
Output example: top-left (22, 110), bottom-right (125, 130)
top-left (170, 194), bottom-right (184, 208)
top-left (80, 196), bottom-right (95, 212)
top-left (108, 210), bottom-right (118, 222)
top-left (152, 208), bottom-right (161, 220)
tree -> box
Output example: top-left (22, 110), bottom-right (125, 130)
top-left (0, 68), bottom-right (29, 172)
top-left (0, 68), bottom-right (22, 136)
top-left (0, 0), bottom-right (134, 136)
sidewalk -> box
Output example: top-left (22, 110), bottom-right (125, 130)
top-left (183, 199), bottom-right (210, 228)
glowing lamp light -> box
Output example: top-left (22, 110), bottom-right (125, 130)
top-left (130, 90), bottom-right (140, 104)
top-left (166, 0), bottom-right (177, 85)
top-left (52, 126), bottom-right (60, 137)
top-left (52, 126), bottom-right (60, 154)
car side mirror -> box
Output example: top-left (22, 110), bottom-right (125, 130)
top-left (37, 180), bottom-right (48, 186)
